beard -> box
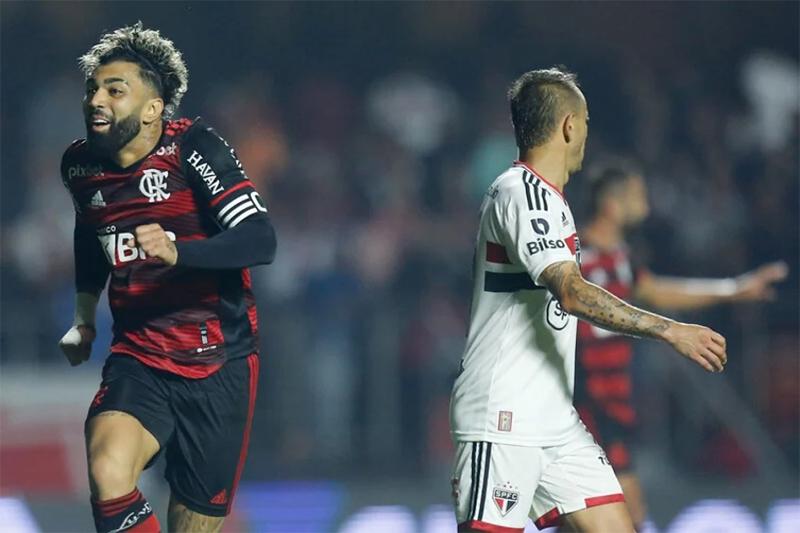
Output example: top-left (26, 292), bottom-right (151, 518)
top-left (86, 113), bottom-right (141, 157)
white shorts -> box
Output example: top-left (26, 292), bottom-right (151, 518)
top-left (451, 428), bottom-right (624, 531)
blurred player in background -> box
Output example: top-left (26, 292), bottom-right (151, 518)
top-left (450, 67), bottom-right (730, 533)
top-left (575, 160), bottom-right (788, 530)
top-left (58, 23), bottom-right (276, 532)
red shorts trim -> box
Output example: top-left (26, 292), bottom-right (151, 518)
top-left (534, 493), bottom-right (626, 529)
top-left (458, 520), bottom-right (525, 533)
top-left (226, 353), bottom-right (259, 514)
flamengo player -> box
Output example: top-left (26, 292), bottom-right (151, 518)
top-left (58, 24), bottom-right (276, 532)
top-left (575, 160), bottom-right (787, 530)
top-left (449, 67), bottom-right (727, 533)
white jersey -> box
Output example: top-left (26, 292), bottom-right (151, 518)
top-left (451, 162), bottom-right (583, 446)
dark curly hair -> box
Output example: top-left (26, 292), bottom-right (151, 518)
top-left (508, 66), bottom-right (581, 152)
top-left (587, 157), bottom-right (643, 217)
top-left (79, 22), bottom-right (188, 119)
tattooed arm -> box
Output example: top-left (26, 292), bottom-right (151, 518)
top-left (540, 261), bottom-right (728, 373)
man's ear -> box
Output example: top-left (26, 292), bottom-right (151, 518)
top-left (562, 113), bottom-right (575, 143)
top-left (143, 98), bottom-right (164, 124)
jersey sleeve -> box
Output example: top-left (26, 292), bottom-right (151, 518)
top-left (60, 142), bottom-right (85, 220)
top-left (73, 216), bottom-right (110, 294)
top-left (496, 188), bottom-right (574, 285)
top-left (60, 146), bottom-right (110, 293)
top-left (180, 121), bottom-right (269, 230)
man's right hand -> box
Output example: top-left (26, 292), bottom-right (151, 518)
top-left (59, 325), bottom-right (96, 366)
top-left (663, 322), bottom-right (727, 373)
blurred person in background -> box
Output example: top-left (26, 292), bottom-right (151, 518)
top-left (449, 66), bottom-right (728, 533)
top-left (57, 23), bottom-right (276, 532)
top-left (574, 159), bottom-right (788, 530)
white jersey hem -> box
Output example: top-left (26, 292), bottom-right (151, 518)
top-left (450, 430), bottom-right (579, 448)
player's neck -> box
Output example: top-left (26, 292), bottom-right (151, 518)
top-left (520, 148), bottom-right (568, 192)
top-left (112, 120), bottom-right (164, 168)
top-left (582, 216), bottom-right (624, 250)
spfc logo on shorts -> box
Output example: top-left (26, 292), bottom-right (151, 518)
top-left (493, 487), bottom-right (519, 516)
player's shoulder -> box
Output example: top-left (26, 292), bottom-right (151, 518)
top-left (61, 138), bottom-right (88, 160)
top-left (178, 117), bottom-right (233, 153)
top-left (163, 117), bottom-right (196, 142)
top-left (60, 139), bottom-right (98, 183)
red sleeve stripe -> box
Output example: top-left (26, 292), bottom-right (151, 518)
top-left (564, 232), bottom-right (578, 255)
top-left (486, 242), bottom-right (512, 264)
top-left (211, 181), bottom-right (253, 207)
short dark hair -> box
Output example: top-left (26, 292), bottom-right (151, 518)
top-left (79, 22), bottom-right (188, 119)
top-left (508, 67), bottom-right (581, 152)
top-left (587, 158), bottom-right (643, 217)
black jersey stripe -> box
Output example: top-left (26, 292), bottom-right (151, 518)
top-left (522, 171), bottom-right (536, 210)
top-left (484, 271), bottom-right (545, 293)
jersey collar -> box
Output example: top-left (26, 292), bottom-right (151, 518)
top-left (513, 160), bottom-right (566, 201)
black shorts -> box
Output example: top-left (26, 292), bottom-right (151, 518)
top-left (576, 403), bottom-right (635, 473)
top-left (86, 353), bottom-right (259, 517)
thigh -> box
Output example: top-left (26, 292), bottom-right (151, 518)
top-left (166, 354), bottom-right (259, 517)
top-left (451, 441), bottom-right (542, 532)
top-left (168, 494), bottom-right (224, 533)
top-left (617, 472), bottom-right (646, 528)
top-left (531, 427), bottom-right (627, 530)
top-left (86, 354), bottom-right (174, 471)
top-left (561, 502), bottom-right (633, 533)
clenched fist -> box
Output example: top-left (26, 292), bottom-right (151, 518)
top-left (130, 223), bottom-right (178, 265)
top-left (59, 324), bottom-right (96, 366)
top-left (664, 322), bottom-right (727, 373)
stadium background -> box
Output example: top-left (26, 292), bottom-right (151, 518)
top-left (0, 2), bottom-right (798, 532)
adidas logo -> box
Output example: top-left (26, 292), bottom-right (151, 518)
top-left (210, 489), bottom-right (228, 505)
top-left (561, 212), bottom-right (569, 227)
top-left (90, 190), bottom-right (106, 207)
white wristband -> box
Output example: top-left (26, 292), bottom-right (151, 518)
top-left (74, 292), bottom-right (99, 327)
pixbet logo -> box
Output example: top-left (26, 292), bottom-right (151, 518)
top-left (156, 142), bottom-right (177, 156)
top-left (68, 164), bottom-right (103, 179)
top-left (98, 231), bottom-right (177, 266)
top-left (526, 238), bottom-right (565, 255)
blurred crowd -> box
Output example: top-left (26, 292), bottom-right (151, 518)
top-left (1, 2), bottom-right (797, 484)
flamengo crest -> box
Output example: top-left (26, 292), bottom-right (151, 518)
top-left (139, 169), bottom-right (171, 202)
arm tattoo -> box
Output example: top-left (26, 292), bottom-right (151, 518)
top-left (540, 261), bottom-right (672, 339)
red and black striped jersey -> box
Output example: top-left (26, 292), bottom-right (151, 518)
top-left (61, 118), bottom-right (269, 378)
top-left (575, 245), bottom-right (643, 425)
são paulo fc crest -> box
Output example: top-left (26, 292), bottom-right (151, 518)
top-left (493, 484), bottom-right (520, 516)
top-left (546, 295), bottom-right (570, 330)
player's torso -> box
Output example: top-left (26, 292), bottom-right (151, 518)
top-left (450, 165), bottom-right (583, 446)
top-left (63, 120), bottom-right (251, 369)
top-left (574, 245), bottom-right (636, 423)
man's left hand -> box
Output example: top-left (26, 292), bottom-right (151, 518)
top-left (132, 223), bottom-right (178, 266)
top-left (734, 261), bottom-right (789, 302)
